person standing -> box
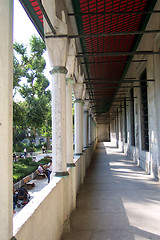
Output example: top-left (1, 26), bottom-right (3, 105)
top-left (42, 145), bottom-right (45, 154)
top-left (24, 148), bottom-right (27, 157)
top-left (47, 160), bottom-right (52, 183)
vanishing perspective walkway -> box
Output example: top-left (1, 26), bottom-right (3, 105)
top-left (62, 142), bottom-right (160, 240)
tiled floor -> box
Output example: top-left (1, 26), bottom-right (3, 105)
top-left (61, 142), bottom-right (160, 240)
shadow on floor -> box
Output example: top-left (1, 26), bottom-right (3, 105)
top-left (61, 142), bottom-right (160, 240)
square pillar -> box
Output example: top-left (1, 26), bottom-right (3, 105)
top-left (0, 0), bottom-right (13, 239)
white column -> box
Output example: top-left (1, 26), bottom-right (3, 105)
top-left (93, 120), bottom-right (95, 142)
top-left (91, 114), bottom-right (94, 144)
top-left (74, 99), bottom-right (83, 154)
top-left (0, 1), bottom-right (13, 239)
top-left (42, 0), bottom-right (69, 176)
top-left (92, 114), bottom-right (95, 142)
top-left (94, 118), bottom-right (97, 141)
top-left (66, 78), bottom-right (75, 167)
top-left (83, 101), bottom-right (89, 149)
top-left (82, 101), bottom-right (84, 150)
top-left (88, 111), bottom-right (92, 145)
top-left (50, 66), bottom-right (69, 176)
top-left (73, 83), bottom-right (84, 155)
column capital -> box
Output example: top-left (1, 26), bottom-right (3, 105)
top-left (91, 112), bottom-right (95, 119)
top-left (66, 77), bottom-right (75, 85)
top-left (50, 66), bottom-right (68, 75)
top-left (73, 82), bottom-right (84, 99)
top-left (74, 99), bottom-right (84, 103)
top-left (89, 108), bottom-right (93, 116)
top-left (84, 100), bottom-right (90, 111)
top-left (82, 83), bottom-right (86, 100)
top-left (66, 39), bottom-right (76, 78)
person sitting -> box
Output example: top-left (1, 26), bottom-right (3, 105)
top-left (13, 185), bottom-right (18, 214)
top-left (20, 153), bottom-right (25, 158)
top-left (13, 153), bottom-right (16, 162)
top-left (38, 163), bottom-right (49, 180)
top-left (38, 161), bottom-right (52, 183)
top-left (38, 163), bottom-right (45, 174)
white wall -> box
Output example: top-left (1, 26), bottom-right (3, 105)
top-left (13, 143), bottom-right (96, 240)
top-left (109, 0), bottom-right (160, 179)
top-left (97, 124), bottom-right (110, 142)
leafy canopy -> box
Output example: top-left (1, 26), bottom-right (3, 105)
top-left (13, 35), bottom-right (51, 151)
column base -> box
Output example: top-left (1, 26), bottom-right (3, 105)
top-left (74, 153), bottom-right (83, 156)
top-left (67, 163), bottom-right (76, 167)
top-left (55, 171), bottom-right (69, 177)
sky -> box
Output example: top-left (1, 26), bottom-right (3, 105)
top-left (13, 0), bottom-right (51, 83)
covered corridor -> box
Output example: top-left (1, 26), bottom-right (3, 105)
top-left (2, 0), bottom-right (160, 239)
top-left (62, 142), bottom-right (160, 240)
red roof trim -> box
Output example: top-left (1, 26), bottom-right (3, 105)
top-left (29, 0), bottom-right (43, 25)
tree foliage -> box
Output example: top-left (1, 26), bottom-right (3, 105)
top-left (13, 35), bottom-right (51, 151)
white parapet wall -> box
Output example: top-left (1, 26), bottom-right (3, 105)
top-left (13, 143), bottom-right (96, 240)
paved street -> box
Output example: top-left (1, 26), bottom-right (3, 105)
top-left (32, 152), bottom-right (52, 162)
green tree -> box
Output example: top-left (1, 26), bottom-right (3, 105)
top-left (13, 35), bottom-right (52, 151)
